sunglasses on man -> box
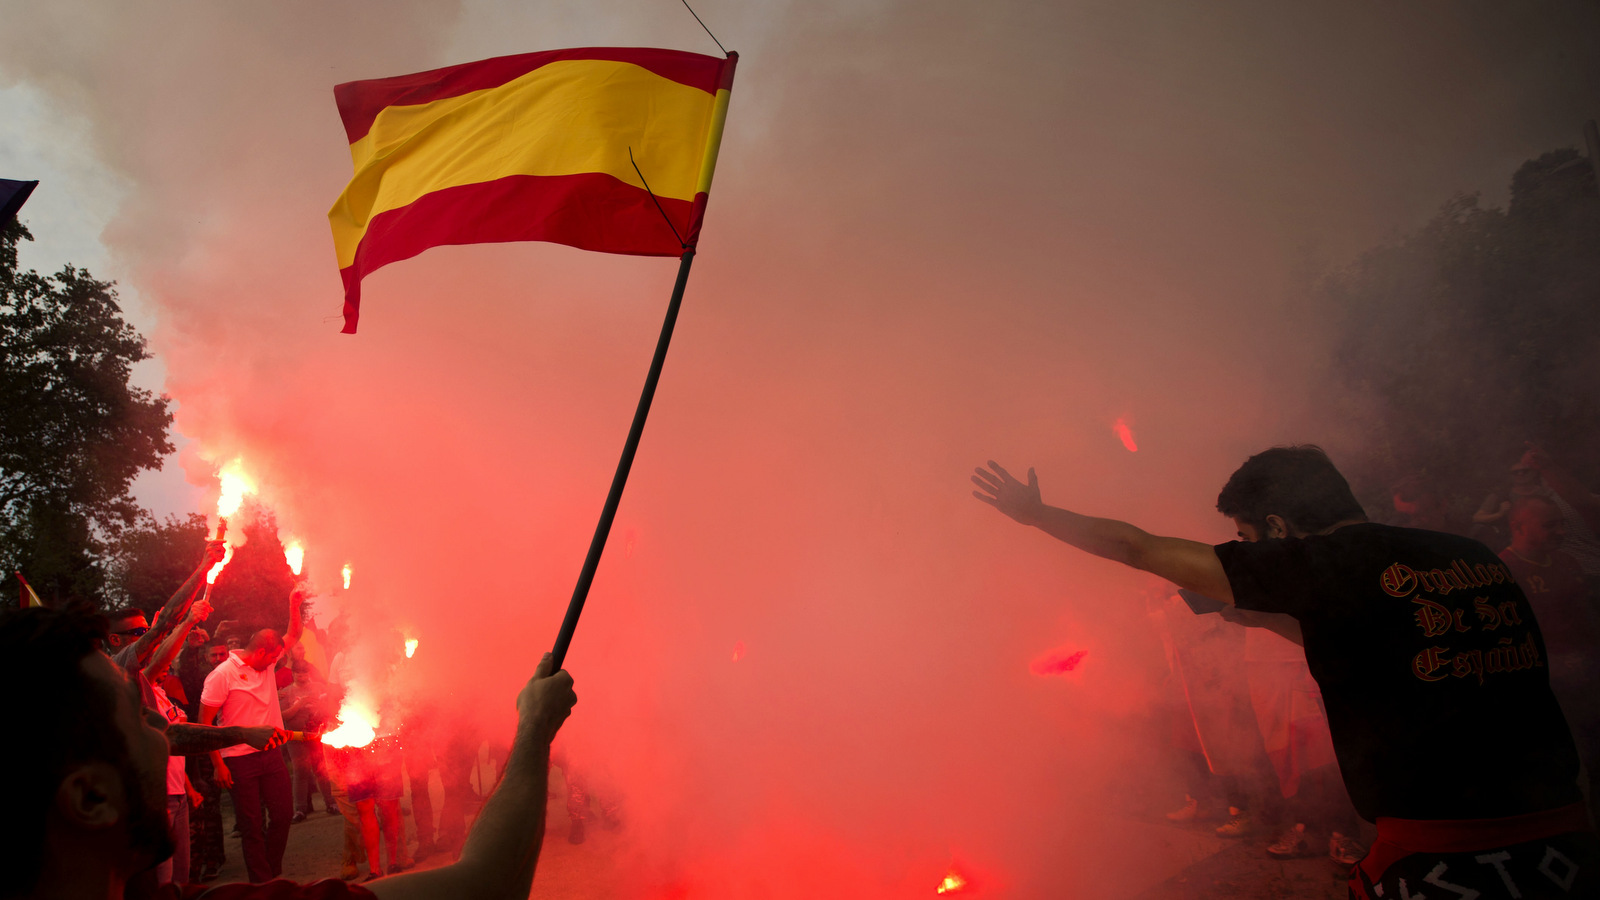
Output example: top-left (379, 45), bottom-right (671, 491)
top-left (114, 626), bottom-right (150, 638)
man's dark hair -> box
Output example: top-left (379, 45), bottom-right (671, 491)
top-left (0, 605), bottom-right (131, 896)
top-left (1216, 445), bottom-right (1367, 535)
top-left (104, 606), bottom-right (145, 627)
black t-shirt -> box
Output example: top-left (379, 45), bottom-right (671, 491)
top-left (1215, 522), bottom-right (1580, 822)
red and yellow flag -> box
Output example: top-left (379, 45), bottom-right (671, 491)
top-left (15, 571), bottom-right (44, 609)
top-left (328, 47), bottom-right (738, 333)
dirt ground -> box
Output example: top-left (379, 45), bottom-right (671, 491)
top-left (207, 769), bottom-right (1351, 899)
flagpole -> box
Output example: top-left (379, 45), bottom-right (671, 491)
top-left (550, 248), bottom-right (697, 670)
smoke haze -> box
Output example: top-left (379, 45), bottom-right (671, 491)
top-left (4, 1), bottom-right (1598, 895)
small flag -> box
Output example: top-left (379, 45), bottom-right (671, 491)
top-left (328, 47), bottom-right (738, 333)
top-left (1, 179), bottom-right (39, 228)
top-left (15, 571), bottom-right (45, 609)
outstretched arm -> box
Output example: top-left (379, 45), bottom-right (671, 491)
top-left (282, 587), bottom-right (305, 654)
top-left (972, 460), bottom-right (1236, 604)
top-left (167, 723), bottom-right (287, 755)
top-left (143, 599), bottom-right (212, 684)
top-left (366, 653), bottom-right (576, 900)
top-left (130, 541), bottom-right (226, 664)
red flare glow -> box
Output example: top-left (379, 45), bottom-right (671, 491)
top-left (205, 543), bottom-right (234, 585)
top-left (321, 695), bottom-right (378, 748)
top-left (937, 869), bottom-right (968, 894)
top-left (732, 640), bottom-right (746, 662)
top-left (1112, 417), bottom-right (1138, 452)
top-left (1029, 647), bottom-right (1087, 676)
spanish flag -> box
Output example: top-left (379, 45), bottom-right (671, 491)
top-left (329, 47), bottom-right (738, 333)
top-left (15, 571), bottom-right (44, 609)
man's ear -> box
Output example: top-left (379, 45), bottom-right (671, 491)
top-left (1264, 514), bottom-right (1290, 540)
top-left (58, 763), bottom-right (124, 829)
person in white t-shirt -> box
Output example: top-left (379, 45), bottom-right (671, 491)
top-left (199, 588), bottom-right (305, 882)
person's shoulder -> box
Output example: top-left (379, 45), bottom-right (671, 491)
top-left (1329, 521), bottom-right (1491, 555)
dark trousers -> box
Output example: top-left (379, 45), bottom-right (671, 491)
top-left (287, 741), bottom-right (335, 815)
top-left (186, 754), bottom-right (225, 878)
top-left (435, 736), bottom-right (478, 852)
top-left (226, 749), bottom-right (293, 882)
top-left (402, 745), bottom-right (436, 849)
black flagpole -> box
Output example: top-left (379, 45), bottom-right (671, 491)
top-left (550, 248), bottom-right (696, 670)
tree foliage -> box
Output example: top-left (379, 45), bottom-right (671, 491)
top-left (112, 512), bottom-right (209, 613)
top-left (1, 218), bottom-right (172, 603)
top-left (1320, 148), bottom-right (1600, 517)
top-left (206, 505), bottom-right (300, 639)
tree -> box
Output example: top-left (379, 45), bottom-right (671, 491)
top-left (1, 219), bottom-right (172, 603)
top-left (1320, 147), bottom-right (1600, 520)
top-left (111, 512), bottom-right (209, 613)
top-left (206, 505), bottom-right (299, 638)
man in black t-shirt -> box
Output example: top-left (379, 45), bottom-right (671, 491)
top-left (973, 445), bottom-right (1597, 899)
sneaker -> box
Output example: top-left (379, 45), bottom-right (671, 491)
top-left (291, 811), bottom-right (307, 824)
top-left (340, 866), bottom-right (360, 881)
top-left (1165, 795), bottom-right (1201, 822)
top-left (1328, 831), bottom-right (1366, 866)
top-left (1267, 823), bottom-right (1315, 859)
top-left (1214, 807), bottom-right (1254, 838)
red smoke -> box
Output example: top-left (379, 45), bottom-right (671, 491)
top-left (1029, 647), bottom-right (1088, 676)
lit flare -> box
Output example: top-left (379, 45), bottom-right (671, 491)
top-left (936, 869), bottom-right (967, 894)
top-left (205, 543), bottom-right (235, 586)
top-left (321, 696), bottom-right (378, 749)
top-left (284, 542), bottom-right (304, 576)
top-left (216, 460), bottom-right (256, 519)
top-left (404, 638), bottom-right (418, 659)
top-left (1113, 418), bottom-right (1138, 453)
top-left (341, 563), bottom-right (353, 590)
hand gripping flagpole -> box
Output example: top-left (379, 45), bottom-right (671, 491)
top-left (550, 52), bottom-right (737, 671)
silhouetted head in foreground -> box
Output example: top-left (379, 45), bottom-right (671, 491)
top-left (1216, 445), bottom-right (1368, 541)
top-left (0, 605), bottom-right (174, 899)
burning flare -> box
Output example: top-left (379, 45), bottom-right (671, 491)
top-left (936, 869), bottom-right (968, 894)
top-left (404, 638), bottom-right (418, 659)
top-left (215, 460), bottom-right (256, 519)
top-left (1112, 417), bottom-right (1138, 453)
top-left (284, 542), bottom-right (304, 576)
top-left (341, 563), bottom-right (353, 590)
top-left (205, 543), bottom-right (235, 585)
top-left (321, 695), bottom-right (379, 749)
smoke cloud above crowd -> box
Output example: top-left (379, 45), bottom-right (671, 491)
top-left (3, 1), bottom-right (1598, 895)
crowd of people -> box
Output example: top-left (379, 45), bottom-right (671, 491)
top-left (0, 527), bottom-right (591, 900)
top-left (2, 569), bottom-right (578, 900)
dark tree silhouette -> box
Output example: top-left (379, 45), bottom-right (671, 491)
top-left (1320, 147), bottom-right (1600, 521)
top-left (1, 219), bottom-right (172, 603)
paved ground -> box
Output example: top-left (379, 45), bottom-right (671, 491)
top-left (208, 774), bottom-right (1351, 898)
